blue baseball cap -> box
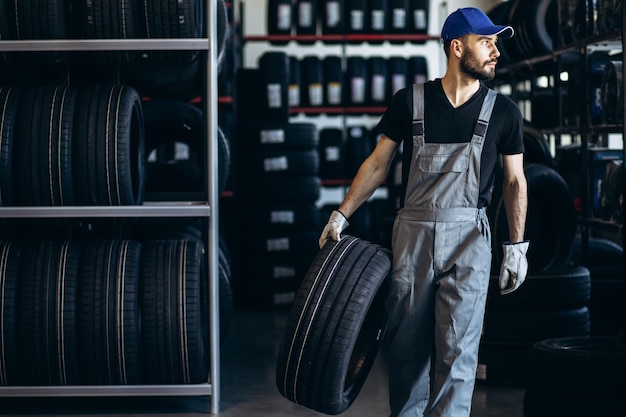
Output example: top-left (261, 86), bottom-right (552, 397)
top-left (441, 7), bottom-right (514, 43)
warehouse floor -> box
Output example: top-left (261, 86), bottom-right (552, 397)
top-left (0, 309), bottom-right (524, 417)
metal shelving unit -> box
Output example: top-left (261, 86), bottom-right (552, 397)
top-left (0, 1), bottom-right (221, 414)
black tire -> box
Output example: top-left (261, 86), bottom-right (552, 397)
top-left (0, 242), bottom-right (20, 386)
top-left (301, 56), bottom-right (324, 107)
top-left (244, 176), bottom-right (321, 203)
top-left (244, 122), bottom-right (318, 150)
top-left (78, 240), bottom-right (142, 385)
top-left (482, 306), bottom-right (590, 345)
top-left (244, 203), bottom-right (320, 231)
top-left (14, 0), bottom-right (69, 64)
top-left (491, 163), bottom-right (576, 273)
top-left (523, 336), bottom-right (626, 416)
top-left (14, 85), bottom-right (77, 206)
top-left (486, 266), bottom-right (591, 309)
top-left (120, 52), bottom-right (203, 101)
top-left (259, 51), bottom-right (290, 122)
top-left (73, 84), bottom-right (145, 206)
top-left (267, 0), bottom-right (293, 43)
top-left (246, 149), bottom-right (319, 177)
top-left (143, 98), bottom-right (230, 195)
top-left (346, 57), bottom-right (368, 106)
top-left (141, 239), bottom-right (208, 384)
top-left (276, 235), bottom-right (392, 415)
top-left (0, 87), bottom-right (19, 206)
top-left (323, 56), bottom-right (343, 107)
top-left (246, 231), bottom-right (318, 257)
top-left (72, 0), bottom-right (139, 63)
top-left (523, 120), bottom-right (557, 169)
top-left (138, 0), bottom-right (203, 62)
top-left (319, 128), bottom-right (345, 180)
top-left (18, 241), bottom-right (81, 385)
top-left (601, 60), bottom-right (623, 124)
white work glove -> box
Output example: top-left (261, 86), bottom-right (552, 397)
top-left (318, 210), bottom-right (349, 249)
top-left (499, 241), bottom-right (530, 295)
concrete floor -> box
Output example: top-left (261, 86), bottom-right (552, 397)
top-left (0, 309), bottom-right (524, 416)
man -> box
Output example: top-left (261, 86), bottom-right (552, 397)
top-left (318, 7), bottom-right (528, 417)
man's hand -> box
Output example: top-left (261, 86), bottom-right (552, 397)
top-left (499, 241), bottom-right (529, 295)
top-left (318, 210), bottom-right (349, 249)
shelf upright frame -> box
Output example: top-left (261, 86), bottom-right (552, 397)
top-left (0, 0), bottom-right (221, 414)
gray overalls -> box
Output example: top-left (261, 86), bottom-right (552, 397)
top-left (385, 84), bottom-right (497, 417)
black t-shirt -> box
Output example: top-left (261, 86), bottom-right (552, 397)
top-left (374, 79), bottom-right (524, 208)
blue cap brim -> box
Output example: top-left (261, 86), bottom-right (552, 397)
top-left (474, 25), bottom-right (514, 39)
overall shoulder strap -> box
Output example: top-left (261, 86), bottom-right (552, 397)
top-left (472, 89), bottom-right (497, 144)
top-left (412, 83), bottom-right (425, 138)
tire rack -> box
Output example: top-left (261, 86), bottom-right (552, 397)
top-left (0, 1), bottom-right (221, 414)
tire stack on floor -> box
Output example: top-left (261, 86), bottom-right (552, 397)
top-left (234, 51), bottom-right (321, 308)
top-left (480, 127), bottom-right (591, 386)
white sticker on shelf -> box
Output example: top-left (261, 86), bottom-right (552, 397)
top-left (308, 83), bottom-right (323, 106)
top-left (325, 146), bottom-right (340, 162)
top-left (392, 8), bottom-right (406, 29)
top-left (414, 10), bottom-right (427, 30)
top-left (277, 4), bottom-right (292, 30)
top-left (274, 292), bottom-right (296, 305)
top-left (270, 210), bottom-right (295, 224)
top-left (289, 84), bottom-right (300, 107)
top-left (267, 237), bottom-right (291, 252)
top-left (326, 1), bottom-right (341, 27)
top-left (372, 74), bottom-right (386, 102)
top-left (371, 10), bottom-right (385, 30)
top-left (414, 74), bottom-right (427, 85)
top-left (260, 129), bottom-right (286, 144)
top-left (327, 82), bottom-right (342, 105)
top-left (263, 156), bottom-right (289, 172)
top-left (392, 74), bottom-right (407, 95)
top-left (350, 10), bottom-right (364, 30)
top-left (273, 266), bottom-right (297, 279)
top-left (299, 2), bottom-right (313, 27)
top-left (351, 77), bottom-right (365, 103)
top-left (267, 83), bottom-right (282, 108)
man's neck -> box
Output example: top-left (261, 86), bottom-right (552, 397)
top-left (440, 73), bottom-right (481, 108)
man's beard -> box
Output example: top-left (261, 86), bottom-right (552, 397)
top-left (460, 50), bottom-right (496, 81)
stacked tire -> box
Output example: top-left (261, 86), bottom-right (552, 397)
top-left (238, 122), bottom-right (321, 307)
top-left (0, 238), bottom-right (231, 386)
top-left (480, 163), bottom-right (590, 386)
top-left (523, 336), bottom-right (626, 416)
top-left (142, 98), bottom-right (231, 198)
top-left (0, 84), bottom-right (144, 209)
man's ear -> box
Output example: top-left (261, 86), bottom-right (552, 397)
top-left (451, 39), bottom-right (463, 58)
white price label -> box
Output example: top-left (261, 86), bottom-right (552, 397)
top-left (267, 83), bottom-right (282, 108)
top-left (260, 129), bottom-right (285, 144)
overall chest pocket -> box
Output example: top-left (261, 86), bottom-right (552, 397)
top-left (418, 152), bottom-right (469, 174)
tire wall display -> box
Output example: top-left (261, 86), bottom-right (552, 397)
top-left (235, 119), bottom-right (321, 307)
top-left (0, 0), bottom-right (227, 405)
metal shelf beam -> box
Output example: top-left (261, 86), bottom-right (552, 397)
top-left (0, 384), bottom-right (212, 397)
top-left (0, 203), bottom-right (211, 218)
top-left (0, 39), bottom-right (209, 51)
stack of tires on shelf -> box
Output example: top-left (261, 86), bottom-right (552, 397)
top-left (267, 0), bottom-right (430, 41)
top-left (287, 55), bottom-right (428, 109)
top-left (234, 51), bottom-right (321, 307)
top-left (481, 1), bottom-right (626, 416)
top-left (0, 0), bottom-right (235, 387)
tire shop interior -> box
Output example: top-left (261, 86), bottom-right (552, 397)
top-left (0, 0), bottom-right (623, 416)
